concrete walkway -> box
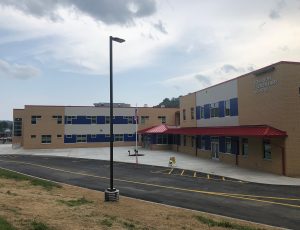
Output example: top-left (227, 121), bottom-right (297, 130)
top-left (1, 144), bottom-right (300, 186)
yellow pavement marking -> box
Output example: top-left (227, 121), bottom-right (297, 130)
top-left (180, 170), bottom-right (185, 176)
top-left (168, 168), bottom-right (173, 175)
top-left (0, 159), bottom-right (299, 208)
top-left (193, 172), bottom-right (197, 178)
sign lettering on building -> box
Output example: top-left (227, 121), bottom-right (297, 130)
top-left (255, 76), bottom-right (278, 93)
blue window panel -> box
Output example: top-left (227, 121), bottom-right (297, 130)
top-left (72, 116), bottom-right (90, 124)
top-left (204, 136), bottom-right (211, 150)
top-left (151, 134), bottom-right (157, 144)
top-left (196, 136), bottom-right (201, 148)
top-left (196, 106), bottom-right (200, 120)
top-left (219, 136), bottom-right (225, 153)
top-left (231, 136), bottom-right (239, 155)
top-left (230, 98), bottom-right (238, 116)
top-left (97, 116), bottom-right (105, 124)
top-left (64, 135), bottom-right (76, 143)
top-left (113, 116), bottom-right (124, 124)
top-left (219, 101), bottom-right (225, 117)
top-left (204, 104), bottom-right (210, 119)
top-left (168, 135), bottom-right (173, 144)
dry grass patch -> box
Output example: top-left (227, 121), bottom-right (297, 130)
top-left (0, 170), bottom-right (277, 230)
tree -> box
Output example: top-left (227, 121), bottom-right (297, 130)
top-left (0, 121), bottom-right (13, 132)
top-left (155, 97), bottom-right (179, 108)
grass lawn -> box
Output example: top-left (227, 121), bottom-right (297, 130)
top-left (0, 168), bottom-right (273, 230)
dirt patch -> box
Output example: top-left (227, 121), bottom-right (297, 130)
top-left (0, 178), bottom-right (275, 230)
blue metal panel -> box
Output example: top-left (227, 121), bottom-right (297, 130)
top-left (97, 116), bottom-right (105, 124)
top-left (64, 135), bottom-right (76, 143)
top-left (219, 101), bottom-right (225, 117)
top-left (196, 106), bottom-right (200, 120)
top-left (204, 136), bottom-right (211, 150)
top-left (204, 104), bottom-right (210, 119)
top-left (219, 136), bottom-right (225, 153)
top-left (231, 136), bottom-right (239, 155)
top-left (230, 98), bottom-right (238, 116)
top-left (151, 134), bottom-right (157, 144)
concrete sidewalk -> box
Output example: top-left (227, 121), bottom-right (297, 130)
top-left (1, 144), bottom-right (300, 186)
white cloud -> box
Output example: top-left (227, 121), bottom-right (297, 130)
top-left (0, 59), bottom-right (40, 80)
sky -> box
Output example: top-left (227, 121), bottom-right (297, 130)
top-left (1, 0), bottom-right (300, 120)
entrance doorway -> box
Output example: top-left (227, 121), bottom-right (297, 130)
top-left (211, 142), bottom-right (219, 160)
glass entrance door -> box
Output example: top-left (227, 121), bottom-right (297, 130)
top-left (211, 142), bottom-right (219, 159)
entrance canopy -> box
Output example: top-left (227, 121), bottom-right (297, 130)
top-left (138, 125), bottom-right (287, 138)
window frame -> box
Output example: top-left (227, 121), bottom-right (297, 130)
top-left (76, 135), bottom-right (87, 143)
top-left (41, 135), bottom-right (51, 144)
top-left (114, 134), bottom-right (124, 142)
top-left (225, 100), bottom-right (230, 116)
top-left (242, 138), bottom-right (249, 156)
top-left (225, 137), bottom-right (231, 153)
top-left (263, 139), bottom-right (271, 160)
top-left (191, 107), bottom-right (195, 120)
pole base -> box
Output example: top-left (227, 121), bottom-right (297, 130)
top-left (104, 188), bottom-right (119, 202)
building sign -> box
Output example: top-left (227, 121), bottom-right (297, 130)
top-left (255, 76), bottom-right (278, 93)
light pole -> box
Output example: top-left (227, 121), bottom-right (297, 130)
top-left (104, 36), bottom-right (125, 202)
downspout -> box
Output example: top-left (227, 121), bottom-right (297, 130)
top-left (196, 136), bottom-right (198, 157)
top-left (281, 146), bottom-right (286, 176)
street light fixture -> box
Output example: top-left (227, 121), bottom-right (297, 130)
top-left (104, 36), bottom-right (125, 202)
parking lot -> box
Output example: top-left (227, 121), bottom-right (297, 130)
top-left (0, 154), bottom-right (299, 229)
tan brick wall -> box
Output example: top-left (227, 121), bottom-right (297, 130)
top-left (138, 107), bottom-right (178, 130)
top-left (237, 137), bottom-right (283, 174)
top-left (238, 62), bottom-right (300, 176)
top-left (22, 106), bottom-right (65, 149)
top-left (179, 93), bottom-right (197, 127)
top-left (219, 153), bottom-right (236, 165)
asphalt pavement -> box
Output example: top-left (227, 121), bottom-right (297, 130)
top-left (0, 154), bottom-right (299, 229)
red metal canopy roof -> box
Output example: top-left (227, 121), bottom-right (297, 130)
top-left (139, 125), bottom-right (287, 137)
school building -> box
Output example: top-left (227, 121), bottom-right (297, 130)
top-left (139, 61), bottom-right (300, 177)
top-left (13, 61), bottom-right (300, 177)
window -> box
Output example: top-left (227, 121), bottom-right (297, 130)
top-left (105, 116), bottom-right (110, 124)
top-left (242, 138), bottom-right (248, 156)
top-left (52, 115), bottom-right (63, 124)
top-left (114, 134), bottom-right (124, 142)
top-left (191, 107), bottom-right (194, 120)
top-left (263, 139), bottom-right (271, 160)
top-left (31, 135), bottom-right (36, 139)
top-left (91, 134), bottom-right (96, 138)
top-left (210, 103), bottom-right (219, 118)
top-left (191, 136), bottom-right (195, 147)
top-left (200, 137), bottom-right (205, 149)
top-left (157, 134), bottom-right (168, 144)
top-left (141, 116), bottom-right (149, 124)
top-left (126, 116), bottom-right (133, 124)
top-left (183, 135), bottom-right (186, 146)
top-left (87, 116), bottom-right (97, 124)
top-left (13, 118), bottom-right (22, 136)
top-left (200, 107), bottom-right (204, 119)
top-left (57, 135), bottom-right (62, 138)
top-left (158, 116), bottom-right (166, 124)
top-left (65, 116), bottom-right (76, 124)
top-left (225, 137), bottom-right (231, 153)
top-left (76, 135), bottom-right (87, 143)
top-left (105, 134), bottom-right (111, 138)
top-left (66, 135), bottom-right (72, 138)
top-left (128, 134), bottom-right (133, 137)
top-left (31, 115), bottom-right (41, 124)
top-left (225, 100), bottom-right (230, 116)
top-left (41, 135), bottom-right (51, 144)
top-left (183, 109), bottom-right (186, 120)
